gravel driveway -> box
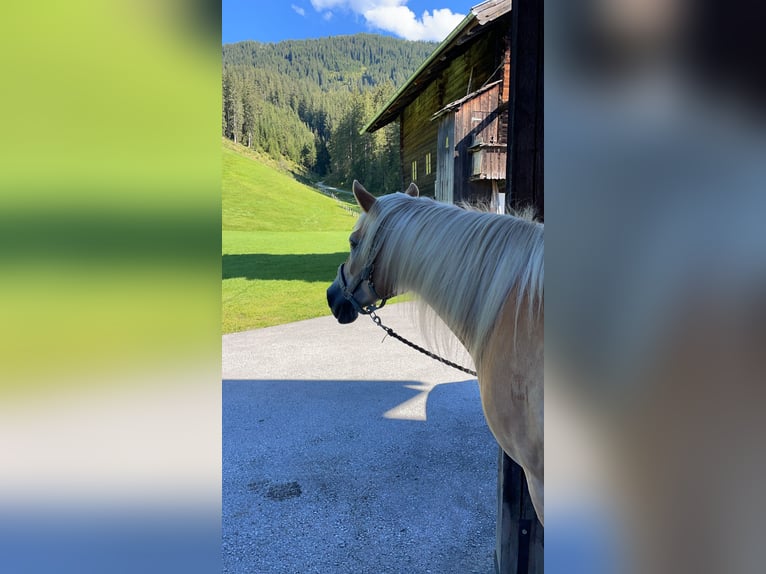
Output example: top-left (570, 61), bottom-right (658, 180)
top-left (222, 303), bottom-right (499, 573)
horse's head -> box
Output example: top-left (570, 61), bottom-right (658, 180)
top-left (326, 180), bottom-right (418, 324)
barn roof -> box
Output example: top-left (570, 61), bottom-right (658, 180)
top-left (362, 0), bottom-right (512, 134)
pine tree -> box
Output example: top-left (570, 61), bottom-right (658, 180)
top-left (241, 82), bottom-right (257, 148)
top-left (223, 69), bottom-right (243, 143)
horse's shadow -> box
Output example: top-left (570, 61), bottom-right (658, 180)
top-left (222, 253), bottom-right (348, 282)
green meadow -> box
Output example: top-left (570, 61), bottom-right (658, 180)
top-left (222, 139), bottom-right (358, 333)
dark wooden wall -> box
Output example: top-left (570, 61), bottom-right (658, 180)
top-left (505, 0), bottom-right (543, 219)
top-left (400, 83), bottom-right (439, 194)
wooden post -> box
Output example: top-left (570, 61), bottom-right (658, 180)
top-left (498, 0), bottom-right (544, 571)
top-left (495, 449), bottom-right (544, 573)
top-left (505, 0), bottom-right (544, 219)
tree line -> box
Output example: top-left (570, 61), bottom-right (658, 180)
top-left (222, 34), bottom-right (435, 192)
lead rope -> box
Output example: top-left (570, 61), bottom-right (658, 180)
top-left (368, 311), bottom-right (478, 377)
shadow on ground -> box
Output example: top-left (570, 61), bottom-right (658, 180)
top-left (222, 253), bottom-right (348, 282)
top-left (222, 378), bottom-right (497, 574)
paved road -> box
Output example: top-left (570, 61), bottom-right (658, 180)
top-left (222, 303), bottom-right (499, 573)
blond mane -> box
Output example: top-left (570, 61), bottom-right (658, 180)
top-left (356, 193), bottom-right (544, 363)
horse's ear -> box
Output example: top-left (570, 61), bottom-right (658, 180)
top-left (405, 182), bottom-right (419, 198)
top-left (353, 180), bottom-right (376, 213)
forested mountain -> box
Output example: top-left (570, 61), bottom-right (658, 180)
top-left (222, 34), bottom-right (436, 192)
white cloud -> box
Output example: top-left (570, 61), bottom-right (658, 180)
top-left (309, 1), bottom-right (465, 42)
top-left (292, 4), bottom-right (306, 16)
top-left (364, 5), bottom-right (464, 41)
top-left (323, 11), bottom-right (334, 21)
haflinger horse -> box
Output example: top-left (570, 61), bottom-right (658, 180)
top-left (326, 180), bottom-right (544, 525)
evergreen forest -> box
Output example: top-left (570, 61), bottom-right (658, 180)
top-left (222, 34), bottom-right (436, 192)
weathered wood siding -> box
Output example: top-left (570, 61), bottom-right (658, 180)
top-left (400, 81), bottom-right (439, 194)
top-left (435, 114), bottom-right (455, 203)
top-left (453, 83), bottom-right (507, 203)
top-left (400, 24), bottom-right (509, 198)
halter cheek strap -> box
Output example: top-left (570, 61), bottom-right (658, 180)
top-left (337, 262), bottom-right (387, 314)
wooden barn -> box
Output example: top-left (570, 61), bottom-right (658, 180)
top-left (363, 0), bottom-right (512, 208)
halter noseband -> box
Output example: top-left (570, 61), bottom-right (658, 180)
top-left (336, 260), bottom-right (387, 315)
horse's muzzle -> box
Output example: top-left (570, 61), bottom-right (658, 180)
top-left (327, 280), bottom-right (359, 324)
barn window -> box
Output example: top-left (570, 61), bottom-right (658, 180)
top-left (411, 160), bottom-right (418, 182)
top-left (425, 153), bottom-right (432, 175)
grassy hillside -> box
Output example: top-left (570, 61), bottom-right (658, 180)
top-left (222, 138), bottom-right (356, 232)
top-left (222, 139), bottom-right (357, 333)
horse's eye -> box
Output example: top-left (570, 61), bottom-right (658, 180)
top-left (349, 238), bottom-right (358, 250)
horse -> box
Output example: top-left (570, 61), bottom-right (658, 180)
top-left (326, 180), bottom-right (544, 524)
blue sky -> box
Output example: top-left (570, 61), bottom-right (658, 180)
top-left (222, 0), bottom-right (478, 44)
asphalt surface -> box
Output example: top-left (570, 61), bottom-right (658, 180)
top-left (222, 303), bottom-right (499, 573)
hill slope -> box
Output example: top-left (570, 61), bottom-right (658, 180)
top-left (222, 139), bottom-right (356, 332)
top-left (222, 138), bottom-right (356, 232)
top-left (223, 34), bottom-right (436, 91)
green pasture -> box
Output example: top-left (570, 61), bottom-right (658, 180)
top-left (223, 139), bottom-right (358, 333)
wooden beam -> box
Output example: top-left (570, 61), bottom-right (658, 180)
top-left (498, 0), bottom-right (544, 571)
top-left (495, 450), bottom-right (544, 573)
top-left (505, 0), bottom-right (543, 220)
top-left (502, 34), bottom-right (511, 102)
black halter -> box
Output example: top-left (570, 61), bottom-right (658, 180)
top-left (336, 261), bottom-right (387, 315)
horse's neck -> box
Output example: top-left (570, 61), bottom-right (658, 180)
top-left (391, 208), bottom-right (481, 357)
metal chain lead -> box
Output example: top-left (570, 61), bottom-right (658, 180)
top-left (369, 312), bottom-right (478, 377)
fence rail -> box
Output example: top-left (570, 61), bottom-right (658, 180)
top-left (314, 182), bottom-right (360, 216)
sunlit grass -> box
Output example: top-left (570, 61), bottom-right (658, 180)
top-left (222, 230), bottom-right (350, 332)
top-left (222, 140), bottom-right (358, 332)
